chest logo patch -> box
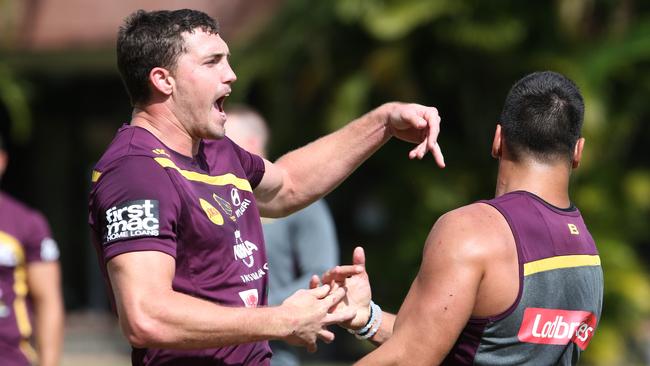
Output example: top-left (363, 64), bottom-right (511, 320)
top-left (199, 199), bottom-right (224, 226)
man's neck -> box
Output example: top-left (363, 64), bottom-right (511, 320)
top-left (130, 105), bottom-right (199, 157)
top-left (494, 158), bottom-right (572, 209)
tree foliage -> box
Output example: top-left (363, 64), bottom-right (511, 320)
top-left (232, 0), bottom-right (650, 363)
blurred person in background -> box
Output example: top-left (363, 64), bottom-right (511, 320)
top-left (0, 134), bottom-right (64, 366)
top-left (226, 106), bottom-right (340, 366)
top-left (88, 8), bottom-right (444, 365)
top-left (322, 71), bottom-right (603, 365)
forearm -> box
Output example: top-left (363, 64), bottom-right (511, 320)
top-left (354, 337), bottom-right (404, 366)
top-left (34, 294), bottom-right (64, 366)
top-left (260, 105), bottom-right (392, 216)
top-left (367, 311), bottom-right (395, 346)
top-left (351, 312), bottom-right (399, 365)
top-left (120, 289), bottom-right (293, 349)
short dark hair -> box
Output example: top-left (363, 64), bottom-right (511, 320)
top-left (116, 9), bottom-right (219, 106)
top-left (499, 71), bottom-right (584, 163)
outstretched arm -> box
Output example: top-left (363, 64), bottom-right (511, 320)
top-left (107, 250), bottom-right (355, 352)
top-left (254, 103), bottom-right (445, 217)
top-left (355, 209), bottom-right (488, 365)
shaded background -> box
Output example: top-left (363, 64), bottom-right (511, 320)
top-left (1, 0), bottom-right (650, 364)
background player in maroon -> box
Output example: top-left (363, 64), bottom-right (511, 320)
top-left (0, 135), bottom-right (64, 366)
top-left (89, 9), bottom-right (445, 365)
top-left (321, 71), bottom-right (603, 365)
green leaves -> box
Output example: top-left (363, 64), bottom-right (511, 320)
top-left (336, 0), bottom-right (463, 41)
top-left (235, 1), bottom-right (650, 362)
top-left (0, 64), bottom-right (31, 143)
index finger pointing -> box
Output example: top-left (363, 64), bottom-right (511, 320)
top-left (431, 142), bottom-right (445, 168)
top-left (424, 109), bottom-right (444, 168)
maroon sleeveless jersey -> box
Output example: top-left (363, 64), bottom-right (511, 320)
top-left (443, 191), bottom-right (603, 365)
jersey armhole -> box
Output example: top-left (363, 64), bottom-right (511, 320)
top-left (469, 201), bottom-right (524, 323)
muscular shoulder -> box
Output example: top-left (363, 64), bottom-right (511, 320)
top-left (90, 156), bottom-right (178, 209)
top-left (94, 125), bottom-right (169, 171)
top-left (424, 203), bottom-right (511, 266)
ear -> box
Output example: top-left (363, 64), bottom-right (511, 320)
top-left (572, 137), bottom-right (585, 169)
top-left (491, 124), bottom-right (503, 159)
top-left (0, 150), bottom-right (8, 178)
top-left (149, 67), bottom-right (174, 97)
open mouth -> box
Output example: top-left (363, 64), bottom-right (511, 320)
top-left (215, 95), bottom-right (227, 113)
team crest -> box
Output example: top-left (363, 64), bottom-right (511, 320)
top-left (212, 193), bottom-right (236, 222)
top-left (199, 198), bottom-right (224, 226)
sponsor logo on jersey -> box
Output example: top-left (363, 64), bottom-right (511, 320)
top-left (199, 198), bottom-right (224, 226)
top-left (233, 230), bottom-right (258, 268)
top-left (238, 289), bottom-right (259, 308)
top-left (231, 188), bottom-right (242, 206)
top-left (568, 223), bottom-right (580, 235)
top-left (104, 200), bottom-right (160, 244)
top-left (212, 193), bottom-right (236, 222)
top-left (240, 263), bottom-right (269, 284)
top-left (230, 188), bottom-right (252, 218)
top-left (518, 307), bottom-right (597, 350)
top-left (0, 244), bottom-right (18, 267)
top-left (40, 237), bottom-right (60, 261)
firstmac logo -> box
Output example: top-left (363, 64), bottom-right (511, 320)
top-left (104, 200), bottom-right (160, 244)
top-left (517, 307), bottom-right (597, 350)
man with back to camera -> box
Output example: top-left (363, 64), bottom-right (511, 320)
top-left (225, 106), bottom-right (341, 366)
top-left (321, 71), bottom-right (603, 365)
top-left (0, 135), bottom-right (64, 366)
top-left (87, 9), bottom-right (445, 365)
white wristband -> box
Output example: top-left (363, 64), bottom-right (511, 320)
top-left (354, 301), bottom-right (376, 335)
top-left (356, 301), bottom-right (382, 340)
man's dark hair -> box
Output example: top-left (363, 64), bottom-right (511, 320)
top-left (117, 9), bottom-right (219, 106)
top-left (499, 71), bottom-right (584, 163)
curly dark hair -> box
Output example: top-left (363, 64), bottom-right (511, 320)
top-left (116, 9), bottom-right (220, 106)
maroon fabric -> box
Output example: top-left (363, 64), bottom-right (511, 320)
top-left (0, 192), bottom-right (56, 366)
top-left (89, 125), bottom-right (271, 365)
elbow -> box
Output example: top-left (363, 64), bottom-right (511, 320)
top-left (120, 310), bottom-right (164, 348)
top-left (259, 197), bottom-right (302, 219)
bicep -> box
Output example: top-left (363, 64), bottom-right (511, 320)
top-left (26, 261), bottom-right (62, 301)
top-left (379, 220), bottom-right (485, 364)
top-left (254, 159), bottom-right (289, 217)
top-left (107, 251), bottom-right (176, 320)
